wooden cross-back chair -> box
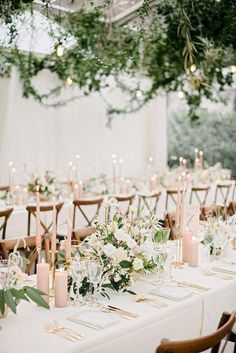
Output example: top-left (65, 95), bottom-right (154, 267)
top-left (0, 234), bottom-right (51, 274)
top-left (0, 208), bottom-right (14, 240)
top-left (137, 191), bottom-right (162, 216)
top-left (200, 205), bottom-right (227, 221)
top-left (156, 311), bottom-right (236, 353)
top-left (228, 201), bottom-right (236, 216)
top-left (190, 185), bottom-right (210, 206)
top-left (26, 202), bottom-right (64, 236)
top-left (73, 197), bottom-right (103, 228)
top-left (73, 226), bottom-right (96, 243)
top-left (108, 194), bottom-right (135, 219)
top-left (215, 183), bottom-right (232, 206)
top-left (164, 212), bottom-right (177, 240)
top-left (0, 186), bottom-right (10, 193)
top-left (165, 189), bottom-right (183, 211)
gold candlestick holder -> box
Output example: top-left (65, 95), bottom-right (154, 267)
top-left (172, 224), bottom-right (184, 269)
top-left (36, 245), bottom-right (41, 263)
top-left (65, 258), bottom-right (71, 272)
top-left (50, 251), bottom-right (57, 290)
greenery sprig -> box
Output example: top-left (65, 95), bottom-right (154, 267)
top-left (0, 0), bottom-right (236, 124)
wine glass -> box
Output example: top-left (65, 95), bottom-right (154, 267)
top-left (0, 260), bottom-right (8, 288)
top-left (86, 259), bottom-right (103, 306)
top-left (71, 256), bottom-right (86, 305)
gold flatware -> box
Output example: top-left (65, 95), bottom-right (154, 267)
top-left (107, 305), bottom-right (139, 318)
top-left (176, 281), bottom-right (211, 291)
top-left (52, 320), bottom-right (85, 339)
top-left (134, 295), bottom-right (168, 308)
top-left (101, 307), bottom-right (131, 319)
top-left (44, 324), bottom-right (78, 342)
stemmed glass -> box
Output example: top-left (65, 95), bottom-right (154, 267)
top-left (86, 258), bottom-right (103, 306)
top-left (0, 260), bottom-right (8, 288)
top-left (71, 256), bottom-right (86, 305)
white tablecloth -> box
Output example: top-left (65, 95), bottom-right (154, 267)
top-left (1, 263), bottom-right (236, 353)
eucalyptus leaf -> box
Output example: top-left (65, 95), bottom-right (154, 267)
top-left (24, 287), bottom-right (50, 309)
top-left (0, 289), bottom-right (5, 315)
top-left (3, 289), bottom-right (17, 314)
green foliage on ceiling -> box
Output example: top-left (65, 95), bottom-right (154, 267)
top-left (0, 0), bottom-right (236, 125)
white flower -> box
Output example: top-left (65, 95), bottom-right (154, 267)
top-left (112, 248), bottom-right (129, 266)
top-left (126, 238), bottom-right (137, 249)
top-left (103, 243), bottom-right (117, 257)
top-left (103, 197), bottom-right (118, 208)
top-left (133, 258), bottom-right (144, 271)
top-left (140, 240), bottom-right (155, 261)
top-left (114, 273), bottom-right (121, 282)
top-left (115, 229), bottom-right (128, 242)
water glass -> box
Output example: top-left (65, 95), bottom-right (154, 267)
top-left (86, 259), bottom-right (103, 306)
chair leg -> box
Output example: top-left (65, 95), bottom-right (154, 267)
top-left (27, 212), bottom-right (31, 236)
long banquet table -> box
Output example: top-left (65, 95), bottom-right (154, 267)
top-left (1, 260), bottom-right (236, 353)
top-left (1, 180), bottom-right (235, 239)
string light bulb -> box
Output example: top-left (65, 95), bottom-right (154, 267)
top-left (65, 76), bottom-right (73, 86)
top-left (136, 89), bottom-right (142, 97)
top-left (56, 44), bottom-right (64, 57)
top-left (190, 64), bottom-right (196, 73)
top-left (231, 65), bottom-right (236, 74)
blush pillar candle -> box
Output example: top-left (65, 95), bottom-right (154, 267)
top-left (182, 230), bottom-right (192, 262)
top-left (37, 259), bottom-right (50, 303)
top-left (188, 238), bottom-right (199, 267)
top-left (55, 269), bottom-right (68, 307)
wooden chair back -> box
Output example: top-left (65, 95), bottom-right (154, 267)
top-left (214, 183), bottom-right (232, 206)
top-left (26, 202), bottom-right (64, 236)
top-left (0, 208), bottom-right (14, 240)
top-left (228, 201), bottom-right (236, 216)
top-left (156, 311), bottom-right (236, 353)
top-left (165, 212), bottom-right (177, 240)
top-left (190, 185), bottom-right (210, 206)
top-left (0, 234), bottom-right (51, 274)
top-left (200, 205), bottom-right (227, 221)
top-left (108, 194), bottom-right (135, 219)
top-left (73, 197), bottom-right (103, 227)
top-left (73, 226), bottom-right (96, 242)
top-left (137, 191), bottom-right (162, 215)
top-left (165, 189), bottom-right (183, 211)
top-left (0, 186), bottom-right (10, 192)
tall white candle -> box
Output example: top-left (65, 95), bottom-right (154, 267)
top-left (66, 208), bottom-right (73, 263)
top-left (112, 159), bottom-right (117, 187)
top-left (175, 177), bottom-right (181, 226)
top-left (67, 161), bottom-right (73, 183)
top-left (199, 151), bottom-right (203, 169)
top-left (36, 187), bottom-right (41, 250)
top-left (75, 154), bottom-right (80, 181)
top-left (118, 158), bottom-right (123, 179)
top-left (51, 202), bottom-right (57, 254)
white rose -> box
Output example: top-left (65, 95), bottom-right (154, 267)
top-left (115, 229), bottom-right (128, 242)
top-left (112, 248), bottom-right (129, 266)
top-left (126, 238), bottom-right (137, 249)
top-left (133, 258), bottom-right (144, 271)
top-left (140, 240), bottom-right (155, 261)
top-left (114, 273), bottom-right (121, 282)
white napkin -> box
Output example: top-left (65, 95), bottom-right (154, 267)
top-left (149, 285), bottom-right (192, 301)
top-left (212, 264), bottom-right (236, 276)
top-left (68, 309), bottom-right (118, 330)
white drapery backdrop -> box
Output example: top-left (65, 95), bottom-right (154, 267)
top-left (0, 68), bottom-right (167, 184)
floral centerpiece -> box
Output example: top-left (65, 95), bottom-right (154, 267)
top-left (0, 251), bottom-right (49, 317)
top-left (201, 216), bottom-right (233, 257)
top-left (61, 198), bottom-right (168, 298)
top-left (27, 170), bottom-right (58, 200)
